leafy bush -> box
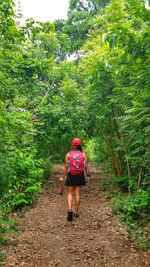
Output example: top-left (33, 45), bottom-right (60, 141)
top-left (112, 175), bottom-right (139, 192)
top-left (42, 157), bottom-right (53, 179)
top-left (1, 150), bottom-right (44, 209)
top-left (111, 190), bottom-right (150, 250)
top-left (111, 190), bottom-right (150, 223)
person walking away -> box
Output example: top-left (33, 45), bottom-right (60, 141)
top-left (59, 138), bottom-right (90, 221)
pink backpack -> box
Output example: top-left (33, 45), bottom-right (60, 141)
top-left (69, 151), bottom-right (85, 175)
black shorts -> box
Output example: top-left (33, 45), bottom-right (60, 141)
top-left (65, 172), bottom-right (85, 186)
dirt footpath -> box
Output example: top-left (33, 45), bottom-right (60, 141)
top-left (1, 165), bottom-right (150, 267)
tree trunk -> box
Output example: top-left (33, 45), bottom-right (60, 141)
top-left (111, 103), bottom-right (131, 191)
top-left (138, 145), bottom-right (150, 185)
top-left (104, 136), bottom-right (121, 176)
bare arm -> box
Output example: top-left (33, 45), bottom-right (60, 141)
top-left (84, 153), bottom-right (90, 176)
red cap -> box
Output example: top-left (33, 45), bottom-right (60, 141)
top-left (72, 138), bottom-right (82, 146)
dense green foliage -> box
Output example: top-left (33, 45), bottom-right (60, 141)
top-left (0, 0), bottom-right (149, 250)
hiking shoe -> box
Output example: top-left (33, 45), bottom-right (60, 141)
top-left (67, 210), bottom-right (73, 221)
top-left (73, 213), bottom-right (79, 219)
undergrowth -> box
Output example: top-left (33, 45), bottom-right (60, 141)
top-left (99, 173), bottom-right (150, 251)
top-left (0, 207), bottom-right (18, 262)
top-left (0, 159), bottom-right (52, 262)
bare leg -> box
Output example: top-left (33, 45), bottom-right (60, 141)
top-left (67, 186), bottom-right (75, 210)
top-left (74, 186), bottom-right (81, 214)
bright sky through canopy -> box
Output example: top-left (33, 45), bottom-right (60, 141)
top-left (20, 0), bottom-right (70, 21)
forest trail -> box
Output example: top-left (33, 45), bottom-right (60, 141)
top-left (1, 165), bottom-right (150, 267)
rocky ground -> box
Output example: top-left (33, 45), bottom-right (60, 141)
top-left (1, 164), bottom-right (150, 267)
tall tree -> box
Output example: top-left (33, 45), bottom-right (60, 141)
top-left (79, 0), bottom-right (150, 184)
